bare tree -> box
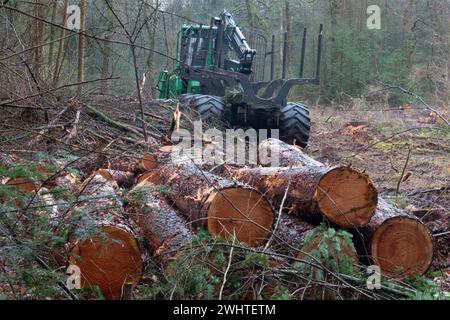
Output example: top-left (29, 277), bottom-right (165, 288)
top-left (47, 1), bottom-right (58, 73)
top-left (77, 0), bottom-right (87, 95)
top-left (104, 0), bottom-right (149, 142)
top-left (53, 0), bottom-right (69, 86)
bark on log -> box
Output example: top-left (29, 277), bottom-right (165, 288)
top-left (5, 177), bottom-right (38, 193)
top-left (93, 169), bottom-right (137, 189)
top-left (108, 153), bottom-right (157, 174)
top-left (230, 166), bottom-right (378, 228)
top-left (126, 183), bottom-right (194, 264)
top-left (272, 214), bottom-right (358, 267)
top-left (272, 214), bottom-right (314, 254)
top-left (354, 198), bottom-right (434, 279)
top-left (0, 153), bottom-right (19, 168)
top-left (258, 139), bottom-right (433, 277)
top-left (148, 157), bottom-right (275, 247)
top-left (69, 175), bottom-right (143, 299)
top-left (259, 138), bottom-right (323, 167)
top-left (1, 158), bottom-right (79, 196)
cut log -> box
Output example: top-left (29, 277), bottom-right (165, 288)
top-left (108, 153), bottom-right (157, 174)
top-left (5, 177), bottom-right (38, 193)
top-left (136, 171), bottom-right (155, 185)
top-left (258, 140), bottom-right (434, 277)
top-left (126, 183), bottom-right (194, 264)
top-left (272, 214), bottom-right (314, 254)
top-left (259, 138), bottom-right (323, 167)
top-left (68, 175), bottom-right (143, 299)
top-left (0, 155), bottom-right (79, 194)
top-left (230, 166), bottom-right (378, 228)
top-left (356, 198), bottom-right (434, 279)
top-left (134, 153), bottom-right (158, 173)
top-left (0, 154), bottom-right (39, 192)
top-left (299, 226), bottom-right (358, 264)
top-left (272, 214), bottom-right (358, 270)
top-left (93, 169), bottom-right (136, 189)
top-left (1, 159), bottom-right (78, 208)
top-left (149, 157), bottom-right (275, 247)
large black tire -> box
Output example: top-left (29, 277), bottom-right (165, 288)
top-left (279, 102), bottom-right (311, 148)
top-left (179, 94), bottom-right (225, 121)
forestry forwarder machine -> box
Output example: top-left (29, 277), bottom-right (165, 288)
top-left (157, 10), bottom-right (323, 147)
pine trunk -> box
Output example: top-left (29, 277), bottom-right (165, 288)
top-left (232, 165), bottom-right (378, 228)
top-left (148, 157), bottom-right (275, 247)
top-left (127, 183), bottom-right (195, 264)
top-left (68, 175), bottom-right (143, 299)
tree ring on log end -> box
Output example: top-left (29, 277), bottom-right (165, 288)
top-left (371, 216), bottom-right (434, 279)
top-left (206, 187), bottom-right (274, 247)
top-left (316, 168), bottom-right (378, 228)
top-left (70, 225), bottom-right (143, 299)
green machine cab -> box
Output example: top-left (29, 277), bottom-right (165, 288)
top-left (156, 11), bottom-right (323, 148)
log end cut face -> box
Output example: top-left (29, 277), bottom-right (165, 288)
top-left (316, 168), bottom-right (378, 228)
top-left (70, 226), bottom-right (143, 299)
top-left (207, 188), bottom-right (274, 247)
top-left (139, 153), bottom-right (158, 171)
top-left (371, 216), bottom-right (434, 279)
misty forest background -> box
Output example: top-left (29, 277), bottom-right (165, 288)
top-left (1, 0), bottom-right (449, 107)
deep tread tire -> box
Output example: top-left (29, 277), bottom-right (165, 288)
top-left (180, 94), bottom-right (225, 121)
top-left (279, 102), bottom-right (311, 148)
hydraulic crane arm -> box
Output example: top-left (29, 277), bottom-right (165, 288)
top-left (219, 11), bottom-right (256, 74)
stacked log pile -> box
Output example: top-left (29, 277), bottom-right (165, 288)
top-left (0, 140), bottom-right (435, 299)
top-left (255, 139), bottom-right (434, 277)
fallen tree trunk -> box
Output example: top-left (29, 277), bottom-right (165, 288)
top-left (126, 183), bottom-right (194, 264)
top-left (0, 158), bottom-right (143, 298)
top-left (354, 198), bottom-right (434, 279)
top-left (148, 157), bottom-right (275, 247)
top-left (68, 175), bottom-right (143, 299)
top-left (230, 166), bottom-right (378, 228)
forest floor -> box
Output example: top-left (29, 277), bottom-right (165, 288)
top-left (308, 104), bottom-right (449, 274)
top-left (1, 95), bottom-right (449, 297)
